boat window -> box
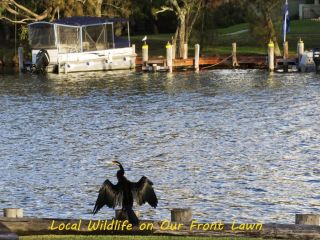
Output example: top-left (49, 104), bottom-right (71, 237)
top-left (82, 23), bottom-right (114, 52)
top-left (114, 21), bottom-right (130, 48)
top-left (56, 25), bottom-right (81, 53)
top-left (28, 23), bottom-right (56, 49)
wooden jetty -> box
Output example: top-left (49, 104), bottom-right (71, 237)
top-left (134, 41), bottom-right (300, 72)
top-left (135, 55), bottom-right (268, 71)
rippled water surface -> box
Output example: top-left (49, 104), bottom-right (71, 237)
top-left (0, 69), bottom-right (319, 224)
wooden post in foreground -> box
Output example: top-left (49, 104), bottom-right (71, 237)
top-left (183, 43), bottom-right (188, 59)
top-left (115, 209), bottom-right (140, 220)
top-left (171, 208), bottom-right (192, 223)
top-left (268, 40), bottom-right (275, 72)
top-left (3, 208), bottom-right (23, 218)
top-left (166, 42), bottom-right (173, 73)
top-left (232, 42), bottom-right (239, 67)
top-left (142, 43), bottom-right (149, 65)
top-left (296, 214), bottom-right (320, 225)
top-left (18, 47), bottom-right (24, 72)
top-left (194, 44), bottom-right (200, 72)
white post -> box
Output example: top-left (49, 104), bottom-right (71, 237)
top-left (283, 41), bottom-right (289, 60)
top-left (297, 38), bottom-right (304, 65)
top-left (166, 42), bottom-right (173, 73)
top-left (132, 44), bottom-right (136, 55)
top-left (183, 43), bottom-right (188, 59)
top-left (172, 45), bottom-right (176, 60)
top-left (142, 43), bottom-right (148, 65)
top-left (268, 40), bottom-right (275, 72)
top-left (232, 42), bottom-right (239, 67)
top-left (3, 208), bottom-right (23, 218)
top-left (194, 44), bottom-right (200, 72)
top-left (18, 47), bottom-right (23, 72)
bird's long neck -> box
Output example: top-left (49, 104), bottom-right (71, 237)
top-left (117, 164), bottom-right (125, 180)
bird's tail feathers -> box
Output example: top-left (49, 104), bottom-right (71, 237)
top-left (126, 208), bottom-right (139, 226)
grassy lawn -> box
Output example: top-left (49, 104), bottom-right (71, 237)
top-left (20, 236), bottom-right (266, 240)
top-left (131, 20), bottom-right (320, 56)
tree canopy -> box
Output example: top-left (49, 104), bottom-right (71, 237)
top-left (0, 0), bottom-right (287, 57)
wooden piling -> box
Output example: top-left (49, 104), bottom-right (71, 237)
top-left (171, 208), bottom-right (192, 223)
top-left (268, 40), bottom-right (275, 72)
top-left (172, 45), bottom-right (176, 60)
top-left (194, 44), bottom-right (200, 72)
top-left (142, 43), bottom-right (149, 65)
top-left (297, 38), bottom-right (304, 65)
top-left (283, 41), bottom-right (289, 60)
top-left (296, 214), bottom-right (320, 226)
top-left (232, 42), bottom-right (239, 67)
top-left (3, 208), bottom-right (23, 218)
top-left (183, 43), bottom-right (188, 60)
top-left (132, 44), bottom-right (136, 55)
top-left (18, 47), bottom-right (23, 72)
top-left (166, 42), bottom-right (173, 73)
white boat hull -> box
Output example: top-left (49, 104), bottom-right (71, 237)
top-left (32, 47), bottom-right (136, 73)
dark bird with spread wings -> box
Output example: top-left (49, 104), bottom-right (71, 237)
top-left (93, 161), bottom-right (158, 225)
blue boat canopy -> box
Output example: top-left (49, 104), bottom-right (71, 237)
top-left (28, 16), bottom-right (130, 51)
top-left (53, 16), bottom-right (128, 26)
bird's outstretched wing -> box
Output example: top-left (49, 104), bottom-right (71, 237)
top-left (132, 176), bottom-right (158, 208)
top-left (93, 179), bottom-right (122, 214)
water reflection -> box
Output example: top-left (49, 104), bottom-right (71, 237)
top-left (0, 69), bottom-right (319, 223)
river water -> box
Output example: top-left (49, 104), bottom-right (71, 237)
top-left (0, 69), bottom-right (319, 224)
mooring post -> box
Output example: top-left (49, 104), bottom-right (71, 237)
top-left (268, 40), bottom-right (275, 72)
top-left (297, 38), bottom-right (304, 65)
top-left (232, 42), bottom-right (239, 67)
top-left (283, 41), bottom-right (289, 60)
top-left (142, 43), bottom-right (149, 66)
top-left (172, 44), bottom-right (176, 60)
top-left (166, 41), bottom-right (173, 73)
top-left (18, 47), bottom-right (24, 72)
top-left (132, 44), bottom-right (136, 55)
top-left (194, 44), bottom-right (200, 72)
top-left (3, 208), bottom-right (23, 218)
top-left (295, 214), bottom-right (320, 225)
top-left (183, 43), bottom-right (188, 59)
top-left (171, 208), bottom-right (192, 223)
top-left (283, 41), bottom-right (289, 72)
top-left (115, 209), bottom-right (140, 220)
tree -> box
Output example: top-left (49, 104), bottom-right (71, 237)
top-left (242, 0), bottom-right (282, 56)
top-left (0, 0), bottom-right (124, 24)
top-left (155, 0), bottom-right (203, 58)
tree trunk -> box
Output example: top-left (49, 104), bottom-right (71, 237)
top-left (177, 14), bottom-right (186, 58)
top-left (266, 12), bottom-right (281, 56)
top-left (95, 0), bottom-right (103, 17)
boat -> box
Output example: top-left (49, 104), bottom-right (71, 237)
top-left (27, 16), bottom-right (136, 73)
top-left (313, 48), bottom-right (320, 72)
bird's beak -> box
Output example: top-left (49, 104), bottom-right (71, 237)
top-left (111, 161), bottom-right (119, 165)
